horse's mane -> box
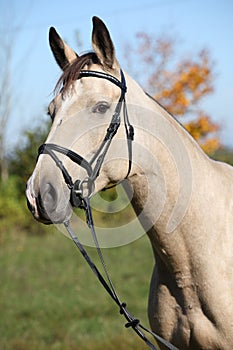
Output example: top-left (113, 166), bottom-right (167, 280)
top-left (55, 52), bottom-right (99, 94)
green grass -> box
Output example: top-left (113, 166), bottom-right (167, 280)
top-left (0, 226), bottom-right (155, 350)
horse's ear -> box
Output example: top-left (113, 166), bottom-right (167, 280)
top-left (92, 16), bottom-right (119, 69)
top-left (49, 27), bottom-right (78, 70)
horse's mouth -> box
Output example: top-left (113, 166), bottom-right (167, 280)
top-left (26, 195), bottom-right (53, 224)
top-left (26, 191), bottom-right (72, 225)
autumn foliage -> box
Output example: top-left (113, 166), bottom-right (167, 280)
top-left (125, 32), bottom-right (220, 154)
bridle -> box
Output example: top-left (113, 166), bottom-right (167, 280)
top-left (38, 69), bottom-right (179, 350)
top-left (38, 69), bottom-right (133, 208)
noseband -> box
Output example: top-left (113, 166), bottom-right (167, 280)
top-left (38, 69), bottom-right (134, 207)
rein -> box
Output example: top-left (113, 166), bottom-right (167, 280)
top-left (38, 69), bottom-right (179, 350)
top-left (64, 200), bottom-right (178, 350)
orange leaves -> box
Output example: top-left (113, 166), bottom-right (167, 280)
top-left (199, 138), bottom-right (220, 154)
top-left (153, 49), bottom-right (219, 154)
top-left (185, 115), bottom-right (219, 138)
top-left (125, 34), bottom-right (220, 154)
top-left (154, 50), bottom-right (214, 116)
top-left (158, 84), bottom-right (190, 116)
top-left (184, 115), bottom-right (220, 154)
top-left (153, 50), bottom-right (219, 154)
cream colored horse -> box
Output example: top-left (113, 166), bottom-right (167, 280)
top-left (26, 17), bottom-right (233, 349)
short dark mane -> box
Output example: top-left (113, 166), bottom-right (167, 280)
top-left (55, 52), bottom-right (99, 94)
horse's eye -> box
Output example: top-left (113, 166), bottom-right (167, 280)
top-left (92, 102), bottom-right (110, 114)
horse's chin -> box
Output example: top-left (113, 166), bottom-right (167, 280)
top-left (34, 208), bottom-right (73, 225)
top-left (35, 217), bottom-right (54, 225)
top-left (38, 204), bottom-right (73, 225)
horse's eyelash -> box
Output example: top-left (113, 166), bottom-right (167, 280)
top-left (92, 101), bottom-right (110, 114)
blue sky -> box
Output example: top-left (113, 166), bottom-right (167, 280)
top-left (1, 0), bottom-right (233, 148)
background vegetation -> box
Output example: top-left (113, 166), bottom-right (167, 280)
top-left (0, 229), bottom-right (153, 350)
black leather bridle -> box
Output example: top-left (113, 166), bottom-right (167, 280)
top-left (37, 69), bottom-right (179, 350)
top-left (38, 69), bottom-right (134, 208)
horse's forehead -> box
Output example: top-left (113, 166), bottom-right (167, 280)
top-left (79, 76), bottom-right (117, 97)
top-left (53, 65), bottom-right (122, 113)
top-left (52, 76), bottom-right (116, 118)
top-left (76, 64), bottom-right (121, 96)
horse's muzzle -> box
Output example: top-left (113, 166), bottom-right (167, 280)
top-left (26, 179), bottom-right (72, 224)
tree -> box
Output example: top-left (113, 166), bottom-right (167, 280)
top-left (124, 32), bottom-right (220, 154)
top-left (0, 1), bottom-right (32, 182)
top-left (9, 121), bottom-right (50, 195)
top-left (0, 22), bottom-right (13, 181)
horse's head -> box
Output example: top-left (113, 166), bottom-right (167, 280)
top-left (26, 17), bottom-right (131, 224)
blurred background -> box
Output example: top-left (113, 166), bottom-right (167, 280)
top-left (0, 1), bottom-right (232, 349)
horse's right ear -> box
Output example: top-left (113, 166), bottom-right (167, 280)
top-left (49, 27), bottom-right (78, 70)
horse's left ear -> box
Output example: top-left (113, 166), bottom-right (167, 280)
top-left (92, 16), bottom-right (119, 69)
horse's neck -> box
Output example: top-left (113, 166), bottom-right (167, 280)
top-left (124, 75), bottom-right (233, 348)
top-left (126, 73), bottom-right (215, 260)
top-left (126, 73), bottom-right (233, 275)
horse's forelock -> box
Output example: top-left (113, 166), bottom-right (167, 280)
top-left (54, 52), bottom-right (99, 94)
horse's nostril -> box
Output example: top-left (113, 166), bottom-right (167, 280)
top-left (43, 183), bottom-right (57, 204)
top-left (40, 183), bottom-right (57, 210)
top-left (36, 183), bottom-right (58, 219)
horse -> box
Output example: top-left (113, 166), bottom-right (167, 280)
top-left (26, 16), bottom-right (233, 349)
